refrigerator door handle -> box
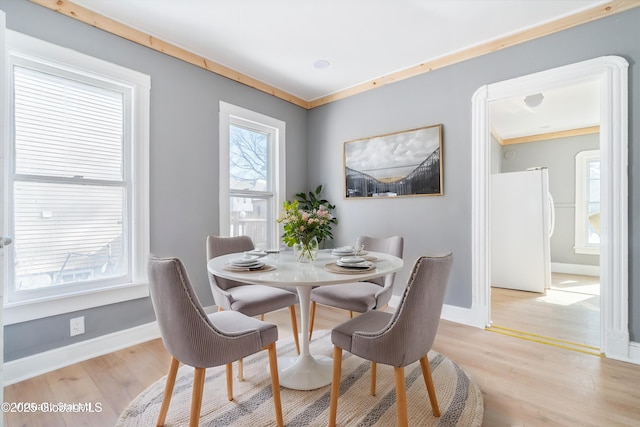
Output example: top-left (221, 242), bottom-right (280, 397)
top-left (547, 192), bottom-right (555, 238)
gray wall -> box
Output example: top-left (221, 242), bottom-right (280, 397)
top-left (499, 134), bottom-right (600, 266)
top-left (307, 9), bottom-right (640, 340)
top-left (1, 0), bottom-right (307, 361)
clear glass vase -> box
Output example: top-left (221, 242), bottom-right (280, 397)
top-left (294, 236), bottom-right (319, 263)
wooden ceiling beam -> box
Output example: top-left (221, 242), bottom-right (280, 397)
top-left (501, 126), bottom-right (600, 145)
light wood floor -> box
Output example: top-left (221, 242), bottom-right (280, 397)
top-left (491, 273), bottom-right (601, 348)
top-left (5, 303), bottom-right (640, 426)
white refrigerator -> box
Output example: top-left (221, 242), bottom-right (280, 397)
top-left (491, 168), bottom-right (555, 293)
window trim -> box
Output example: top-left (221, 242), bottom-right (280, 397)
top-left (219, 102), bottom-right (285, 247)
top-left (574, 149), bottom-right (600, 255)
top-left (3, 31), bottom-right (150, 325)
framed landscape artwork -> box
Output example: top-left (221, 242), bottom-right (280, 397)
top-left (344, 124), bottom-right (443, 198)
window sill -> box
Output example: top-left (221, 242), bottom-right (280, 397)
top-left (574, 247), bottom-right (600, 256)
top-left (3, 282), bottom-right (149, 325)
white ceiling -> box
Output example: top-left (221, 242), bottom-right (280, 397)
top-left (71, 0), bottom-right (608, 102)
top-left (68, 0), bottom-right (607, 138)
top-left (490, 79), bottom-right (601, 141)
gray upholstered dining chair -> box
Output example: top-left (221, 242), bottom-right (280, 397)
top-left (308, 235), bottom-right (403, 340)
top-left (148, 256), bottom-right (283, 427)
top-left (328, 253), bottom-right (453, 427)
top-left (206, 235), bottom-right (300, 360)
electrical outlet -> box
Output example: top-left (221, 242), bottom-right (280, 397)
top-left (70, 316), bottom-right (85, 336)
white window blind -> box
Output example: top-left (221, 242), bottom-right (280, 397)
top-left (14, 66), bottom-right (124, 180)
top-left (11, 65), bottom-right (129, 297)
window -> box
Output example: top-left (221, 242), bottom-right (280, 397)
top-left (219, 102), bottom-right (285, 249)
top-left (4, 31), bottom-right (150, 323)
top-left (574, 149), bottom-right (600, 255)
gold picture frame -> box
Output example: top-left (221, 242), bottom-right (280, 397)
top-left (344, 124), bottom-right (443, 198)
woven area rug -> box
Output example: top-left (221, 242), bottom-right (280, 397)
top-left (117, 330), bottom-right (483, 426)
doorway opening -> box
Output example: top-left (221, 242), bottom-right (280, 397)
top-left (487, 81), bottom-right (602, 353)
top-left (470, 56), bottom-right (629, 360)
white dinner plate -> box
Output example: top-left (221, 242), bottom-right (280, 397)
top-left (230, 258), bottom-right (264, 267)
top-left (339, 256), bottom-right (366, 264)
top-left (336, 260), bottom-right (372, 268)
top-left (332, 247), bottom-right (355, 256)
top-left (230, 262), bottom-right (264, 269)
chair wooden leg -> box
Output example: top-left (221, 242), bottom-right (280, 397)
top-left (420, 355), bottom-right (441, 417)
top-left (260, 313), bottom-right (265, 321)
top-left (329, 346), bottom-right (343, 427)
top-left (189, 367), bottom-right (206, 427)
top-left (308, 301), bottom-right (317, 341)
top-left (156, 357), bottom-right (180, 427)
top-left (349, 310), bottom-right (354, 318)
top-left (394, 366), bottom-right (408, 427)
top-left (265, 343), bottom-right (284, 427)
top-left (370, 361), bottom-right (377, 396)
top-left (289, 305), bottom-right (300, 355)
top-left (225, 363), bottom-right (233, 401)
top-left (237, 358), bottom-right (244, 381)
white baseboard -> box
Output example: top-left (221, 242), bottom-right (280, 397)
top-left (629, 341), bottom-right (640, 362)
top-left (551, 262), bottom-right (600, 276)
top-left (3, 305), bottom-right (219, 386)
top-left (605, 340), bottom-right (640, 365)
top-left (4, 321), bottom-right (161, 386)
top-left (440, 303), bottom-right (488, 329)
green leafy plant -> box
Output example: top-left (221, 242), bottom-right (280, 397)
top-left (295, 185), bottom-right (336, 213)
top-left (294, 185), bottom-right (338, 242)
top-left (278, 185), bottom-right (338, 247)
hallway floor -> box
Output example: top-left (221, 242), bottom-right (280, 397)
top-left (491, 273), bottom-right (600, 348)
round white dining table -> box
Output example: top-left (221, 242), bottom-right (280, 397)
top-left (206, 249), bottom-right (403, 390)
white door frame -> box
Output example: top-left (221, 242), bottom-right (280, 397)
top-left (470, 56), bottom-right (630, 362)
top-left (1, 8), bottom-right (7, 416)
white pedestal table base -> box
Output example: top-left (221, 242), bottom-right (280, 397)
top-left (277, 354), bottom-right (333, 390)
